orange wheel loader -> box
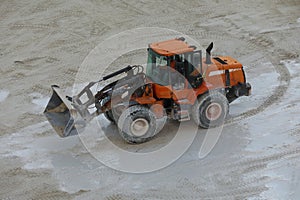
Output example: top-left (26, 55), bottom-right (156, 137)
top-left (44, 38), bottom-right (251, 143)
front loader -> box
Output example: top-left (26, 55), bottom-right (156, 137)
top-left (44, 38), bottom-right (251, 143)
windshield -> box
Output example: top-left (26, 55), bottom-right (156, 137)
top-left (146, 49), bottom-right (169, 85)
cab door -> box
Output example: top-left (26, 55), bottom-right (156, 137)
top-left (171, 52), bottom-right (202, 103)
top-left (170, 54), bottom-right (192, 101)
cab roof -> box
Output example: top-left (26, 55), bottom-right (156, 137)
top-left (149, 38), bottom-right (195, 56)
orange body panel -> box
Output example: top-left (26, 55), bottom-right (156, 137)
top-left (152, 84), bottom-right (172, 99)
top-left (144, 81), bottom-right (208, 106)
top-left (201, 56), bottom-right (245, 90)
top-left (135, 96), bottom-right (157, 104)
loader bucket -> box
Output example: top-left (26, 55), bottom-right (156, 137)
top-left (44, 85), bottom-right (78, 137)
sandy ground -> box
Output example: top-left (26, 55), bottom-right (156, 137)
top-left (0, 0), bottom-right (300, 199)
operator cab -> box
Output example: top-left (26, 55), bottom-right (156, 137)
top-left (146, 37), bottom-right (204, 89)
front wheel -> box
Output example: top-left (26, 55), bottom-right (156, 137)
top-left (117, 105), bottom-right (158, 143)
top-left (192, 91), bottom-right (229, 129)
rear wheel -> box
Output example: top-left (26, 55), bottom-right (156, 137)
top-left (117, 105), bottom-right (157, 143)
top-left (192, 91), bottom-right (229, 128)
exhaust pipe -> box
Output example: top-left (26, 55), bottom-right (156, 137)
top-left (206, 42), bottom-right (213, 64)
top-left (43, 85), bottom-right (79, 137)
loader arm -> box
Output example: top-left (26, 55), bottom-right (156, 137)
top-left (44, 65), bottom-right (137, 137)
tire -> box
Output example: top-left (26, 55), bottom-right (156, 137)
top-left (192, 91), bottom-right (229, 129)
top-left (104, 110), bottom-right (115, 123)
top-left (117, 105), bottom-right (157, 144)
top-left (110, 104), bottom-right (127, 123)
